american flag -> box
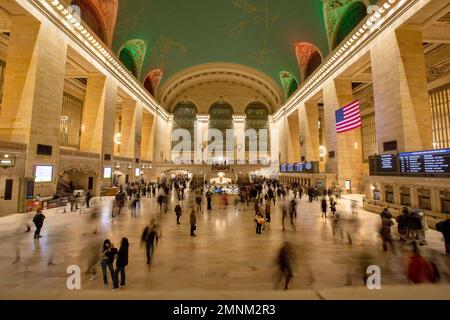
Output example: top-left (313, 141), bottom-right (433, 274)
top-left (335, 100), bottom-right (362, 133)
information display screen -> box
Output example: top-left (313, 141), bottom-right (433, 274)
top-left (378, 154), bottom-right (398, 173)
top-left (399, 149), bottom-right (450, 174)
top-left (280, 162), bottom-right (319, 174)
top-left (369, 148), bottom-right (450, 177)
top-left (35, 165), bottom-right (53, 182)
top-left (104, 167), bottom-right (112, 179)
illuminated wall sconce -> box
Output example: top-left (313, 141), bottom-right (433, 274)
top-left (127, 163), bottom-right (133, 170)
top-left (354, 142), bottom-right (359, 150)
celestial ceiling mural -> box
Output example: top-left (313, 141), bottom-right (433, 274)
top-left (113, 0), bottom-right (329, 89)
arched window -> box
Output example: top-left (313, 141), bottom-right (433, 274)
top-left (143, 78), bottom-right (154, 96)
top-left (280, 71), bottom-right (299, 99)
top-left (71, 0), bottom-right (107, 44)
top-left (172, 101), bottom-right (198, 152)
top-left (209, 102), bottom-right (234, 154)
top-left (333, 1), bottom-right (367, 49)
top-left (118, 39), bottom-right (147, 79)
top-left (119, 48), bottom-right (137, 77)
top-left (288, 79), bottom-right (298, 98)
top-left (305, 51), bottom-right (322, 79)
top-left (245, 102), bottom-right (270, 152)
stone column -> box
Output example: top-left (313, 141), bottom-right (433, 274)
top-left (371, 28), bottom-right (432, 153)
top-left (0, 16), bottom-right (67, 198)
top-left (233, 114), bottom-right (246, 164)
top-left (287, 113), bottom-right (301, 163)
top-left (323, 78), bottom-right (363, 193)
top-left (79, 74), bottom-right (117, 190)
top-left (141, 111), bottom-right (154, 161)
top-left (80, 75), bottom-right (117, 157)
top-left (119, 97), bottom-right (139, 159)
top-left (298, 101), bottom-right (320, 162)
top-left (195, 114), bottom-right (209, 164)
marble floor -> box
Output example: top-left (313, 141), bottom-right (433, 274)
top-left (0, 190), bottom-right (449, 296)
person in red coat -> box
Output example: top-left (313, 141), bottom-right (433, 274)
top-left (407, 242), bottom-right (439, 284)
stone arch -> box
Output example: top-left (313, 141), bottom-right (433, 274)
top-left (172, 101), bottom-right (198, 151)
top-left (294, 42), bottom-right (324, 82)
top-left (280, 71), bottom-right (299, 99)
top-left (118, 39), bottom-right (148, 78)
top-left (71, 0), bottom-right (108, 44)
top-left (332, 1), bottom-right (368, 49)
top-left (143, 69), bottom-right (164, 97)
top-left (245, 101), bottom-right (270, 152)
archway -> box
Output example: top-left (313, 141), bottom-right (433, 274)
top-left (332, 1), bottom-right (367, 49)
top-left (71, 0), bottom-right (108, 44)
top-left (172, 101), bottom-right (198, 153)
top-left (245, 102), bottom-right (270, 154)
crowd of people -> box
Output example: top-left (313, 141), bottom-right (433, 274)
top-left (18, 175), bottom-right (450, 292)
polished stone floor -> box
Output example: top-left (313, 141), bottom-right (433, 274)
top-left (0, 190), bottom-right (449, 295)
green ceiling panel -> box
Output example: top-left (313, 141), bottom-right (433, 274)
top-left (113, 0), bottom-right (328, 89)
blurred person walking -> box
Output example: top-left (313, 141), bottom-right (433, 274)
top-left (175, 203), bottom-right (182, 225)
top-left (141, 220), bottom-right (159, 265)
top-left (321, 196), bottom-right (327, 219)
top-left (190, 209), bottom-right (197, 237)
top-left (380, 208), bottom-right (395, 252)
top-left (275, 242), bottom-right (295, 290)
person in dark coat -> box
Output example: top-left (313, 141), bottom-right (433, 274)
top-left (321, 196), bottom-right (327, 218)
top-left (141, 220), bottom-right (159, 264)
top-left (190, 209), bottom-right (197, 236)
top-left (275, 242), bottom-right (295, 290)
top-left (85, 191), bottom-right (92, 208)
top-left (113, 238), bottom-right (129, 289)
top-left (408, 210), bottom-right (422, 241)
top-left (436, 218), bottom-right (450, 255)
top-left (175, 204), bottom-right (182, 224)
top-left (397, 208), bottom-right (410, 241)
top-left (33, 210), bottom-right (46, 239)
top-left (100, 239), bottom-right (117, 288)
top-left (380, 208), bottom-right (395, 252)
top-left (206, 191), bottom-right (212, 211)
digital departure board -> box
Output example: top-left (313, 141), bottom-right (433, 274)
top-left (379, 154), bottom-right (398, 173)
top-left (280, 162), bottom-right (319, 174)
top-left (399, 149), bottom-right (450, 174)
top-left (369, 148), bottom-right (450, 177)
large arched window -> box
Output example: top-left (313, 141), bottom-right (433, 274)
top-left (305, 51), bottom-right (322, 79)
top-left (332, 1), bottom-right (367, 49)
top-left (209, 102), bottom-right (234, 154)
top-left (119, 48), bottom-right (137, 77)
top-left (118, 39), bottom-right (147, 78)
top-left (245, 102), bottom-right (270, 152)
top-left (172, 101), bottom-right (197, 151)
top-left (71, 0), bottom-right (107, 44)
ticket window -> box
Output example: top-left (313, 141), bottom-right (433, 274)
top-left (418, 189), bottom-right (431, 211)
top-left (385, 185), bottom-right (394, 204)
top-left (441, 191), bottom-right (450, 214)
top-left (400, 187), bottom-right (411, 206)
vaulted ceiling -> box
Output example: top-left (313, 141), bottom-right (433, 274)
top-left (112, 0), bottom-right (329, 88)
